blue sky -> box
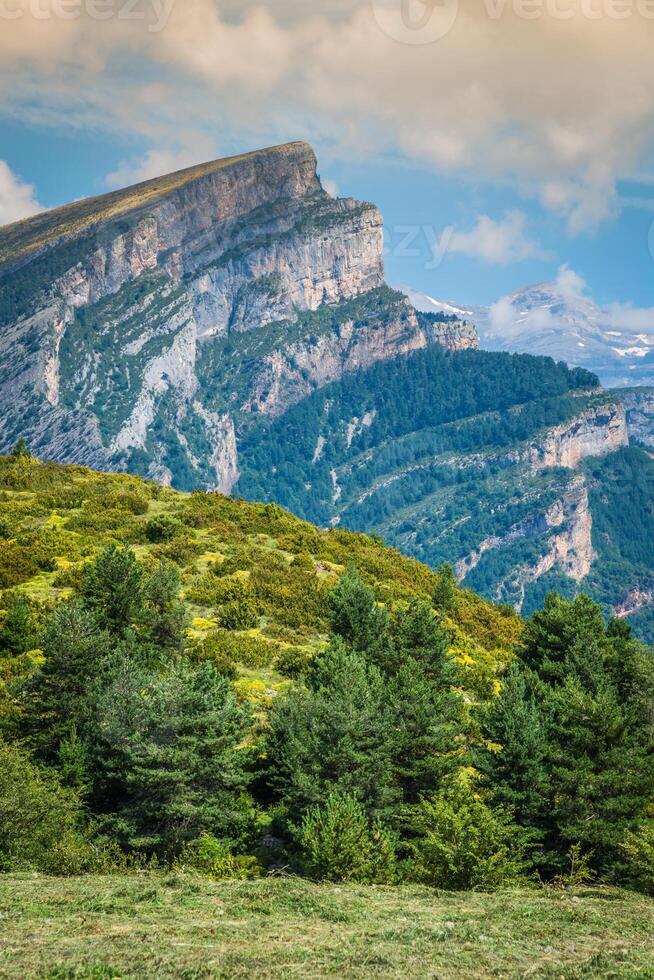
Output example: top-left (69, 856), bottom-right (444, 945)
top-left (2, 0), bottom-right (654, 312)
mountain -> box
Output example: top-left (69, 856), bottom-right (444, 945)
top-left (3, 144), bottom-right (654, 638)
top-left (0, 142), bottom-right (476, 491)
top-left (402, 279), bottom-right (654, 389)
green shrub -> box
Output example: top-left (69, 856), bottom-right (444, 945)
top-left (276, 645), bottom-right (315, 678)
top-left (179, 833), bottom-right (262, 880)
top-left (622, 822), bottom-right (654, 895)
top-left (193, 631), bottom-right (277, 670)
top-left (218, 598), bottom-right (260, 630)
top-left (153, 535), bottom-right (204, 566)
top-left (407, 783), bottom-right (525, 891)
top-left (0, 740), bottom-right (95, 874)
top-left (299, 791), bottom-right (396, 883)
top-left (145, 514), bottom-right (184, 543)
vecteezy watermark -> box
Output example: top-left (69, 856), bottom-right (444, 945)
top-left (385, 223), bottom-right (454, 270)
top-left (0, 0), bottom-right (175, 31)
top-left (371, 0), bottom-right (460, 44)
top-left (371, 0), bottom-right (654, 44)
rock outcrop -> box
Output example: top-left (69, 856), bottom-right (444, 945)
top-left (530, 401), bottom-right (628, 471)
top-left (0, 142), bottom-right (479, 491)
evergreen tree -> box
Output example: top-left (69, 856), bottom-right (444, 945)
top-left (142, 560), bottom-right (188, 651)
top-left (388, 657), bottom-right (461, 805)
top-left (266, 641), bottom-right (397, 829)
top-left (433, 563), bottom-right (457, 614)
top-left (92, 657), bottom-right (251, 856)
top-left (327, 567), bottom-right (390, 660)
top-left (9, 437), bottom-right (31, 460)
top-left (26, 600), bottom-right (113, 760)
top-left (0, 594), bottom-right (37, 655)
top-left (478, 665), bottom-right (552, 866)
top-left (483, 594), bottom-right (654, 877)
top-left (81, 545), bottom-right (145, 635)
top-left (390, 598), bottom-right (454, 682)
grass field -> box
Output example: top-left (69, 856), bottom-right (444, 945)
top-left (1, 874), bottom-right (654, 978)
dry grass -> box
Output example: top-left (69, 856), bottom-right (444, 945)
top-left (0, 141), bottom-right (306, 268)
top-left (1, 873), bottom-right (654, 978)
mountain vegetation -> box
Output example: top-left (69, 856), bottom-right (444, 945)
top-left (2, 449), bottom-right (654, 909)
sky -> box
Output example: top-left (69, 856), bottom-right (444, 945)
top-left (2, 0), bottom-right (654, 311)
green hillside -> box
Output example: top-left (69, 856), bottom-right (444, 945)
top-left (0, 448), bottom-right (518, 694)
top-left (2, 447), bottom-right (654, 909)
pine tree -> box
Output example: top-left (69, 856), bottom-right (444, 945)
top-left (266, 641), bottom-right (397, 829)
top-left (478, 665), bottom-right (552, 866)
top-left (92, 658), bottom-right (251, 856)
top-left (389, 657), bottom-right (461, 805)
top-left (327, 566), bottom-right (390, 660)
top-left (0, 594), bottom-right (37, 656)
top-left (142, 560), bottom-right (188, 651)
top-left (81, 545), bottom-right (145, 635)
top-left (26, 600), bottom-right (113, 760)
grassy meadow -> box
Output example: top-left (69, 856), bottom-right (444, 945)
top-left (2, 874), bottom-right (654, 979)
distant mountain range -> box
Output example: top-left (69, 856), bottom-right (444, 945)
top-left (401, 277), bottom-right (654, 389)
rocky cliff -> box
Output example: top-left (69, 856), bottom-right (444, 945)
top-left (0, 142), bottom-right (480, 491)
top-left (530, 402), bottom-right (628, 470)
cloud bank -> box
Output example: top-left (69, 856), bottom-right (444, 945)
top-left (0, 161), bottom-right (42, 224)
top-left (2, 0), bottom-right (654, 232)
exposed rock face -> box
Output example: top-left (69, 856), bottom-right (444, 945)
top-left (0, 142), bottom-right (479, 491)
top-left (530, 402), bottom-right (628, 470)
top-left (619, 389), bottom-right (654, 448)
top-left (241, 299), bottom-right (436, 417)
top-left (455, 474), bottom-right (595, 607)
top-left (421, 316), bottom-right (479, 352)
top-left (614, 587), bottom-right (654, 619)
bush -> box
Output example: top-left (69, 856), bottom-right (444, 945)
top-left (192, 631), bottom-right (277, 670)
top-left (218, 598), bottom-right (260, 630)
top-left (145, 514), bottom-right (184, 543)
top-left (622, 822), bottom-right (654, 895)
top-left (0, 740), bottom-right (95, 874)
top-left (299, 792), bottom-right (396, 884)
top-left (276, 645), bottom-right (315, 678)
top-left (179, 833), bottom-right (262, 880)
top-left (407, 783), bottom-right (525, 891)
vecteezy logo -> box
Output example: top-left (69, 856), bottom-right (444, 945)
top-left (371, 0), bottom-right (459, 44)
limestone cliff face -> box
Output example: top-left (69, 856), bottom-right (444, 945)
top-left (530, 401), bottom-right (628, 470)
top-left (0, 143), bottom-right (407, 489)
top-left (242, 298), bottom-right (435, 417)
top-left (421, 316), bottom-right (479, 352)
top-left (620, 389), bottom-right (654, 448)
top-left (455, 474), bottom-right (595, 608)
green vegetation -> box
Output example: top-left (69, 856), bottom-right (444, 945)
top-left (1, 451), bottom-right (653, 896)
top-left (3, 874), bottom-right (654, 978)
top-left (2, 453), bottom-right (654, 973)
top-left (237, 343), bottom-right (597, 528)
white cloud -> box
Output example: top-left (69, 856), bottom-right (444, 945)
top-left (2, 2), bottom-right (654, 233)
top-left (489, 264), bottom-right (654, 340)
top-left (444, 211), bottom-right (545, 264)
top-left (106, 140), bottom-right (217, 190)
top-left (322, 177), bottom-right (339, 198)
top-left (554, 265), bottom-right (588, 303)
top-left (604, 303), bottom-right (654, 334)
top-left (0, 161), bottom-right (42, 226)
